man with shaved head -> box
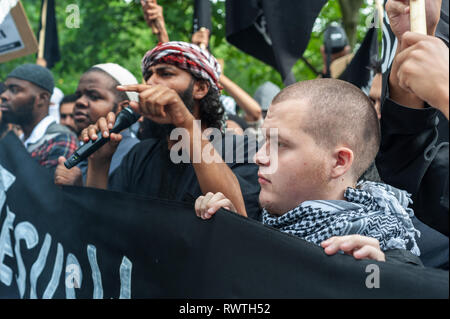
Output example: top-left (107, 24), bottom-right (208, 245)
top-left (196, 78), bottom-right (422, 264)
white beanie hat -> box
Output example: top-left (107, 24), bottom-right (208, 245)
top-left (93, 63), bottom-right (139, 103)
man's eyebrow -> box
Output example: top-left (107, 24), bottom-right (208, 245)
top-left (154, 65), bottom-right (177, 72)
top-left (263, 129), bottom-right (290, 143)
top-left (275, 134), bottom-right (290, 144)
top-left (84, 88), bottom-right (104, 95)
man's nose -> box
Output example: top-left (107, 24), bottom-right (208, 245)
top-left (254, 143), bottom-right (270, 166)
top-left (146, 74), bottom-right (160, 86)
top-left (0, 90), bottom-right (9, 103)
top-left (75, 95), bottom-right (88, 109)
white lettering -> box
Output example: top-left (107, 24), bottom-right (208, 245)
top-left (42, 243), bottom-right (64, 299)
top-left (14, 222), bottom-right (39, 298)
top-left (29, 233), bottom-right (51, 299)
top-left (0, 209), bottom-right (15, 286)
top-left (119, 256), bottom-right (132, 299)
top-left (87, 244), bottom-right (103, 299)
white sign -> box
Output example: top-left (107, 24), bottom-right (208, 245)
top-left (0, 0), bottom-right (19, 25)
top-left (0, 12), bottom-right (24, 55)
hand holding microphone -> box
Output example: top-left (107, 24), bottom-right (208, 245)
top-left (65, 84), bottom-right (196, 170)
top-left (64, 108), bottom-right (139, 169)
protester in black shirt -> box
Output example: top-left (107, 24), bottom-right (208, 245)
top-left (54, 63), bottom-right (140, 187)
top-left (375, 0), bottom-right (448, 269)
top-left (377, 0), bottom-right (448, 238)
top-left (82, 42), bottom-right (261, 220)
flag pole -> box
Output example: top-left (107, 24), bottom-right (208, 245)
top-left (375, 0), bottom-right (384, 59)
top-left (375, 0), bottom-right (384, 28)
top-left (38, 0), bottom-right (48, 60)
top-left (410, 0), bottom-right (427, 34)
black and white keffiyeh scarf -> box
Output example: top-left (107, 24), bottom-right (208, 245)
top-left (263, 181), bottom-right (421, 256)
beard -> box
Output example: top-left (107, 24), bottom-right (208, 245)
top-left (179, 80), bottom-right (195, 113)
top-left (1, 96), bottom-right (35, 127)
top-left (139, 80), bottom-right (196, 140)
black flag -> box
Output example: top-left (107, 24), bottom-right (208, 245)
top-left (193, 0), bottom-right (212, 33)
top-left (339, 27), bottom-right (379, 94)
top-left (38, 0), bottom-right (60, 69)
top-left (226, 0), bottom-right (327, 85)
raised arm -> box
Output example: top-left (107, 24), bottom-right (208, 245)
top-left (141, 0), bottom-right (169, 43)
top-left (386, 0), bottom-right (442, 109)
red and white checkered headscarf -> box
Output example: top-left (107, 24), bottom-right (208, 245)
top-left (141, 41), bottom-right (222, 91)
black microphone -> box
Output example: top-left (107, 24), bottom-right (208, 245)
top-left (64, 107), bottom-right (140, 169)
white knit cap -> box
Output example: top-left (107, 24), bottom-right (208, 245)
top-left (93, 63), bottom-right (139, 102)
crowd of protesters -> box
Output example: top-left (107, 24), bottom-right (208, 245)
top-left (0, 0), bottom-right (448, 269)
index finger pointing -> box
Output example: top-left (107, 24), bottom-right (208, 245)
top-left (117, 84), bottom-right (151, 93)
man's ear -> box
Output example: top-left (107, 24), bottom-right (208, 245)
top-left (330, 146), bottom-right (354, 179)
top-left (193, 80), bottom-right (209, 100)
top-left (37, 91), bottom-right (51, 109)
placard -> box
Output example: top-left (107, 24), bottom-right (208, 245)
top-left (0, 1), bottom-right (38, 63)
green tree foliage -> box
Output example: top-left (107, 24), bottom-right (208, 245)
top-left (0, 0), bottom-right (376, 97)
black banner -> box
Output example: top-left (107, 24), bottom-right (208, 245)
top-left (226, 0), bottom-right (327, 85)
top-left (0, 132), bottom-right (448, 299)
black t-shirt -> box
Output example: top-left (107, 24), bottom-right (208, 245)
top-left (109, 133), bottom-right (262, 220)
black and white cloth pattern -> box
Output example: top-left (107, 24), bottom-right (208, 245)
top-left (263, 181), bottom-right (421, 256)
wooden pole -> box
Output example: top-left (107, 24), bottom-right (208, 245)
top-left (375, 0), bottom-right (384, 27)
top-left (38, 0), bottom-right (48, 59)
top-left (410, 0), bottom-right (427, 34)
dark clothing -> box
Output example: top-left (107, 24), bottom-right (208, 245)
top-left (79, 129), bottom-right (139, 181)
top-left (412, 216), bottom-right (449, 269)
top-left (0, 122), bottom-right (8, 138)
top-left (359, 161), bottom-right (382, 183)
top-left (376, 70), bottom-right (449, 269)
top-left (376, 95), bottom-right (449, 236)
top-left (109, 133), bottom-right (262, 220)
top-left (385, 249), bottom-right (424, 267)
top-left (436, 0), bottom-right (449, 47)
